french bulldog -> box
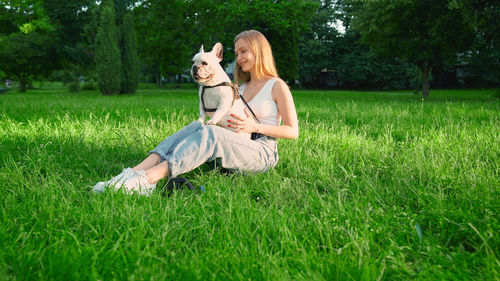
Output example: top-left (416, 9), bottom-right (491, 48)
top-left (191, 42), bottom-right (250, 138)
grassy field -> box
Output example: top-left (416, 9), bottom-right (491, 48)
top-left (0, 85), bottom-right (498, 280)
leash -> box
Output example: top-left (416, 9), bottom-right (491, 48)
top-left (201, 81), bottom-right (260, 123)
top-left (238, 90), bottom-right (260, 124)
top-left (201, 81), bottom-right (272, 140)
top-left (161, 177), bottom-right (205, 197)
top-left (237, 84), bottom-right (273, 140)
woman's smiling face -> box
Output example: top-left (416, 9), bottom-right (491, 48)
top-left (235, 39), bottom-right (255, 73)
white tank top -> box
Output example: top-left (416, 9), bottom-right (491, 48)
top-left (238, 79), bottom-right (281, 126)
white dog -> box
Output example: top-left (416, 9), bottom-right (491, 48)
top-left (191, 42), bottom-right (250, 138)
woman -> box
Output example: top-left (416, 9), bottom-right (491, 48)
top-left (93, 30), bottom-right (298, 195)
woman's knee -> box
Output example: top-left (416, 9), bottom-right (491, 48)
top-left (150, 152), bottom-right (162, 164)
top-left (198, 124), bottom-right (217, 138)
top-left (184, 125), bottom-right (219, 152)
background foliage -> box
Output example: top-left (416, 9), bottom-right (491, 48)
top-left (0, 0), bottom-right (499, 96)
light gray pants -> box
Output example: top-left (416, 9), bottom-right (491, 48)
top-left (149, 121), bottom-right (278, 177)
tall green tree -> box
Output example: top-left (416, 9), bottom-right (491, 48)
top-left (95, 0), bottom-right (121, 95)
top-left (113, 0), bottom-right (140, 93)
top-left (0, 1), bottom-right (57, 92)
top-left (353, 0), bottom-right (474, 98)
top-left (120, 13), bottom-right (139, 94)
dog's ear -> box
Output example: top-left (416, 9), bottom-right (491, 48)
top-left (199, 45), bottom-right (204, 53)
top-left (211, 42), bottom-right (223, 62)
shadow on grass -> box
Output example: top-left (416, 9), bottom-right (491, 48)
top-left (1, 132), bottom-right (236, 196)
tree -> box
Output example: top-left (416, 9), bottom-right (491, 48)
top-left (0, 1), bottom-right (59, 92)
top-left (225, 0), bottom-right (319, 83)
top-left (133, 0), bottom-right (318, 85)
top-left (95, 0), bottom-right (121, 95)
top-left (0, 4), bottom-right (19, 34)
top-left (299, 0), bottom-right (412, 89)
top-left (42, 0), bottom-right (95, 91)
top-left (459, 0), bottom-right (500, 95)
top-left (299, 0), bottom-right (343, 86)
top-left (353, 0), bottom-right (474, 98)
top-left (340, 30), bottom-right (413, 89)
top-left (111, 0), bottom-right (140, 93)
top-left (0, 1), bottom-right (97, 92)
top-left (0, 32), bottom-right (57, 92)
top-left (120, 13), bottom-right (139, 94)
top-left (134, 0), bottom-right (192, 86)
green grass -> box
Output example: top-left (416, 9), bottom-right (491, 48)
top-left (0, 86), bottom-right (499, 280)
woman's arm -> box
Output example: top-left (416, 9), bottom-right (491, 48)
top-left (230, 79), bottom-right (299, 139)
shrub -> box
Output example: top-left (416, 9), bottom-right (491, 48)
top-left (68, 81), bottom-right (80, 92)
top-left (82, 81), bottom-right (97, 91)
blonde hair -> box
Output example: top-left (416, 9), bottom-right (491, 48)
top-left (233, 30), bottom-right (279, 84)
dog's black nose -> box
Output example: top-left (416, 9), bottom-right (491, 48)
top-left (192, 65), bottom-right (199, 73)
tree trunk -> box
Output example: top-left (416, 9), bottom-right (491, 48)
top-left (422, 61), bottom-right (430, 99)
top-left (19, 79), bottom-right (27, 92)
top-left (156, 73), bottom-right (163, 88)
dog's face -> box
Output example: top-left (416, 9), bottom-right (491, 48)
top-left (191, 43), bottom-right (224, 84)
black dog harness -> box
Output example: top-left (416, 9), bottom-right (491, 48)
top-left (201, 82), bottom-right (275, 141)
top-left (201, 82), bottom-right (240, 113)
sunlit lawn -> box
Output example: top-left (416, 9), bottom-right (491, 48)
top-left (0, 84), bottom-right (498, 280)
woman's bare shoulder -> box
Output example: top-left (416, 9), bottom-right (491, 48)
top-left (271, 77), bottom-right (288, 87)
top-left (271, 78), bottom-right (291, 99)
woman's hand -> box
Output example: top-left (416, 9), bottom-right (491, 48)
top-left (228, 108), bottom-right (259, 134)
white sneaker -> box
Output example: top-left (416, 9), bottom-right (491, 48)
top-left (92, 181), bottom-right (107, 193)
top-left (92, 167), bottom-right (134, 193)
top-left (119, 170), bottom-right (157, 196)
